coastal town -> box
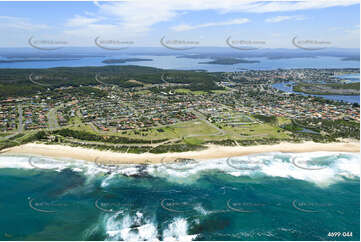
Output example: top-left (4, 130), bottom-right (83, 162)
top-left (0, 67), bottom-right (359, 153)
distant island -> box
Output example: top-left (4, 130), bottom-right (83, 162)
top-left (102, 58), bottom-right (153, 64)
top-left (199, 58), bottom-right (260, 65)
top-left (341, 56), bottom-right (360, 62)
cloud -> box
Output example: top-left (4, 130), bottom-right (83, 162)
top-left (66, 15), bottom-right (102, 27)
top-left (0, 16), bottom-right (48, 31)
top-left (265, 15), bottom-right (305, 23)
top-left (58, 0), bottom-right (359, 46)
top-left (328, 24), bottom-right (360, 35)
top-left (95, 0), bottom-right (358, 28)
top-left (171, 18), bottom-right (249, 31)
top-left (67, 0), bottom-right (358, 35)
top-left (344, 24), bottom-right (360, 35)
top-left (97, 1), bottom-right (178, 33)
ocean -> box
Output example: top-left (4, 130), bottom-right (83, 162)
top-left (0, 152), bottom-right (359, 241)
top-left (0, 55), bottom-right (359, 71)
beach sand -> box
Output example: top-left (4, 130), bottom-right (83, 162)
top-left (1, 141), bottom-right (360, 164)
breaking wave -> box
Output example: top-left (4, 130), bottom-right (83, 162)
top-left (94, 211), bottom-right (197, 241)
top-left (0, 152), bottom-right (359, 187)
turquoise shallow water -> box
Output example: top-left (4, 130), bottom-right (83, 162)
top-left (0, 152), bottom-right (359, 241)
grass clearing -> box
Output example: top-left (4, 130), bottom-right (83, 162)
top-left (212, 89), bottom-right (229, 94)
top-left (172, 120), bottom-right (219, 137)
top-left (221, 123), bottom-right (290, 140)
top-left (175, 89), bottom-right (207, 95)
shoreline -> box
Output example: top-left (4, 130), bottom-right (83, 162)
top-left (1, 141), bottom-right (360, 164)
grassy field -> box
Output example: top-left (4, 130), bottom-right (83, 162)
top-left (211, 111), bottom-right (254, 123)
top-left (68, 116), bottom-right (95, 133)
top-left (276, 117), bottom-right (292, 126)
top-left (219, 122), bottom-right (290, 140)
top-left (120, 119), bottom-right (219, 140)
top-left (68, 114), bottom-right (290, 144)
top-left (211, 89), bottom-right (229, 94)
top-left (171, 120), bottom-right (219, 137)
top-left (66, 118), bottom-right (220, 142)
top-left (134, 90), bottom-right (151, 95)
top-left (175, 88), bottom-right (207, 95)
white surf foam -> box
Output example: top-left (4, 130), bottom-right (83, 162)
top-left (149, 152), bottom-right (360, 187)
top-left (1, 152), bottom-right (359, 187)
top-left (0, 156), bottom-right (34, 169)
top-left (162, 217), bottom-right (197, 241)
top-left (104, 211), bottom-right (159, 241)
top-left (102, 211), bottom-right (198, 241)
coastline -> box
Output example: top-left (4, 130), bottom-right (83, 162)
top-left (1, 141), bottom-right (360, 164)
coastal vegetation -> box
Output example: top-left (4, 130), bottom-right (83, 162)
top-left (293, 82), bottom-right (360, 95)
top-left (53, 128), bottom-right (168, 144)
top-left (0, 65), bottom-right (223, 98)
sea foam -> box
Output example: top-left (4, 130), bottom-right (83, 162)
top-left (0, 152), bottom-right (359, 187)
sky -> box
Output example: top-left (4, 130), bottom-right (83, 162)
top-left (0, 0), bottom-right (359, 48)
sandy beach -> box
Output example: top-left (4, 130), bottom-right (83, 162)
top-left (1, 141), bottom-right (360, 164)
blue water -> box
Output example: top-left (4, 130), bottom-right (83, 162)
top-left (272, 82), bottom-right (360, 104)
top-left (336, 74), bottom-right (360, 83)
top-left (0, 55), bottom-right (359, 72)
top-left (0, 152), bottom-right (359, 241)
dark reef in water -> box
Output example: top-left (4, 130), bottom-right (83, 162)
top-left (46, 168), bottom-right (86, 197)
